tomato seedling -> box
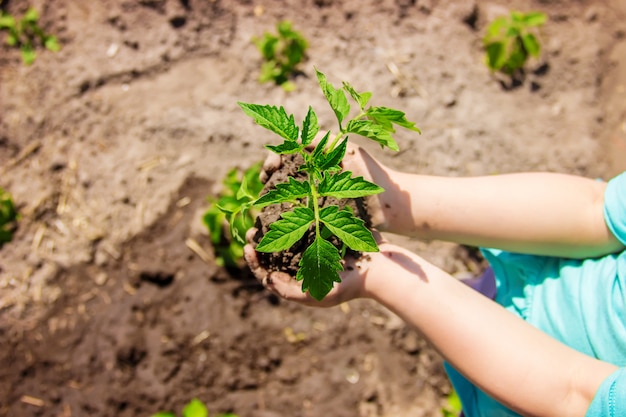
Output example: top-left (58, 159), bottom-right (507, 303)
top-left (483, 10), bottom-right (546, 76)
top-left (234, 69), bottom-right (420, 300)
top-left (151, 398), bottom-right (237, 417)
top-left (203, 163), bottom-right (263, 268)
top-left (0, 7), bottom-right (60, 65)
top-left (252, 20), bottom-right (308, 91)
top-left (0, 187), bottom-right (18, 244)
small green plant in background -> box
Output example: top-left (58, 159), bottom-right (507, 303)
top-left (233, 68), bottom-right (420, 300)
top-left (252, 20), bottom-right (308, 91)
top-left (441, 389), bottom-right (462, 417)
top-left (151, 398), bottom-right (238, 417)
top-left (483, 10), bottom-right (547, 76)
top-left (0, 187), bottom-right (18, 244)
top-left (203, 163), bottom-right (263, 269)
top-left (0, 6), bottom-right (60, 65)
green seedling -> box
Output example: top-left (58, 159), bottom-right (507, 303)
top-left (0, 187), bottom-right (18, 244)
top-left (441, 389), bottom-right (462, 417)
top-left (234, 68), bottom-right (420, 300)
top-left (0, 7), bottom-right (60, 65)
top-left (483, 10), bottom-right (546, 76)
top-left (252, 20), bottom-right (308, 91)
top-left (152, 398), bottom-right (238, 417)
top-left (203, 163), bottom-right (263, 269)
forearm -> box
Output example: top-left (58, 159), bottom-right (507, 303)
top-left (362, 246), bottom-right (617, 417)
top-left (380, 170), bottom-right (623, 258)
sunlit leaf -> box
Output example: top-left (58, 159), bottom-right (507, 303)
top-left (238, 102), bottom-right (299, 141)
top-left (319, 206), bottom-right (378, 252)
top-left (256, 207), bottom-right (314, 252)
top-left (254, 177), bottom-right (310, 207)
top-left (315, 68), bottom-right (350, 125)
top-left (297, 237), bottom-right (342, 301)
top-left (318, 171), bottom-right (384, 199)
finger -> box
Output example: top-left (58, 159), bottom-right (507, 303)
top-left (245, 227), bottom-right (258, 245)
top-left (243, 244), bottom-right (266, 282)
top-left (260, 153), bottom-right (282, 183)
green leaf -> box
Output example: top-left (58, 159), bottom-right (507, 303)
top-left (316, 137), bottom-right (347, 171)
top-left (301, 106), bottom-right (319, 146)
top-left (346, 119), bottom-right (399, 151)
top-left (254, 177), bottom-right (311, 207)
top-left (484, 41), bottom-right (506, 71)
top-left (485, 16), bottom-right (508, 39)
top-left (318, 171), bottom-right (384, 199)
top-left (523, 11), bottom-right (547, 27)
top-left (182, 398), bottom-right (208, 417)
top-left (23, 8), bottom-right (39, 23)
top-left (0, 14), bottom-right (16, 29)
top-left (238, 102), bottom-right (299, 141)
top-left (342, 81), bottom-right (372, 110)
top-left (521, 33), bottom-right (540, 57)
top-left (203, 206), bottom-right (225, 245)
top-left (236, 171), bottom-right (258, 201)
top-left (315, 68), bottom-right (350, 125)
top-left (266, 140), bottom-right (302, 155)
top-left (20, 45), bottom-right (35, 65)
top-left (256, 207), bottom-right (314, 252)
top-left (366, 106), bottom-right (421, 133)
top-left (44, 36), bottom-right (60, 52)
top-left (319, 206), bottom-right (378, 252)
top-left (311, 131), bottom-right (330, 160)
top-left (150, 412), bottom-right (176, 417)
top-left (297, 236), bottom-right (342, 301)
top-left (253, 34), bottom-right (279, 60)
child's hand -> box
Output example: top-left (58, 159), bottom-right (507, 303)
top-left (340, 144), bottom-right (396, 231)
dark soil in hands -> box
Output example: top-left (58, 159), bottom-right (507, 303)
top-left (253, 153), bottom-right (370, 276)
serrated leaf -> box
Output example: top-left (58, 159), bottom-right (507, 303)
top-left (319, 206), bottom-right (378, 252)
top-left (366, 106), bottom-right (421, 133)
top-left (236, 171), bottom-right (259, 200)
top-left (256, 207), bottom-right (314, 252)
top-left (346, 119), bottom-right (399, 151)
top-left (266, 141), bottom-right (302, 155)
top-left (301, 106), bottom-right (319, 146)
top-left (297, 237), bottom-right (342, 301)
top-left (238, 102), bottom-right (299, 141)
top-left (318, 171), bottom-right (384, 198)
top-left (316, 137), bottom-right (347, 171)
top-left (342, 81), bottom-right (372, 110)
top-left (182, 398), bottom-right (208, 417)
top-left (254, 177), bottom-right (311, 207)
top-left (311, 131), bottom-right (330, 160)
top-left (315, 68), bottom-right (350, 125)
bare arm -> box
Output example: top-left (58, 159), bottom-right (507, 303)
top-left (345, 147), bottom-right (624, 258)
top-left (245, 241), bottom-right (618, 417)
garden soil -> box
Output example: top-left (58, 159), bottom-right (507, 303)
top-left (1, 0), bottom-right (626, 416)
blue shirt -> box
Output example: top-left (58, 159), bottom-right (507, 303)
top-left (446, 171), bottom-right (626, 417)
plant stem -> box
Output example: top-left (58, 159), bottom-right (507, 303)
top-left (327, 110), bottom-right (366, 152)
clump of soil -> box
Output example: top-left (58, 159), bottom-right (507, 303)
top-left (253, 153), bottom-right (370, 275)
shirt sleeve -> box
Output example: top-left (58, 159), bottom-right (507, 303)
top-left (604, 171), bottom-right (626, 246)
top-left (586, 367), bottom-right (626, 416)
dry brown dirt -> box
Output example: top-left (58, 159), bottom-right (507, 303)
top-left (1, 1), bottom-right (626, 416)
